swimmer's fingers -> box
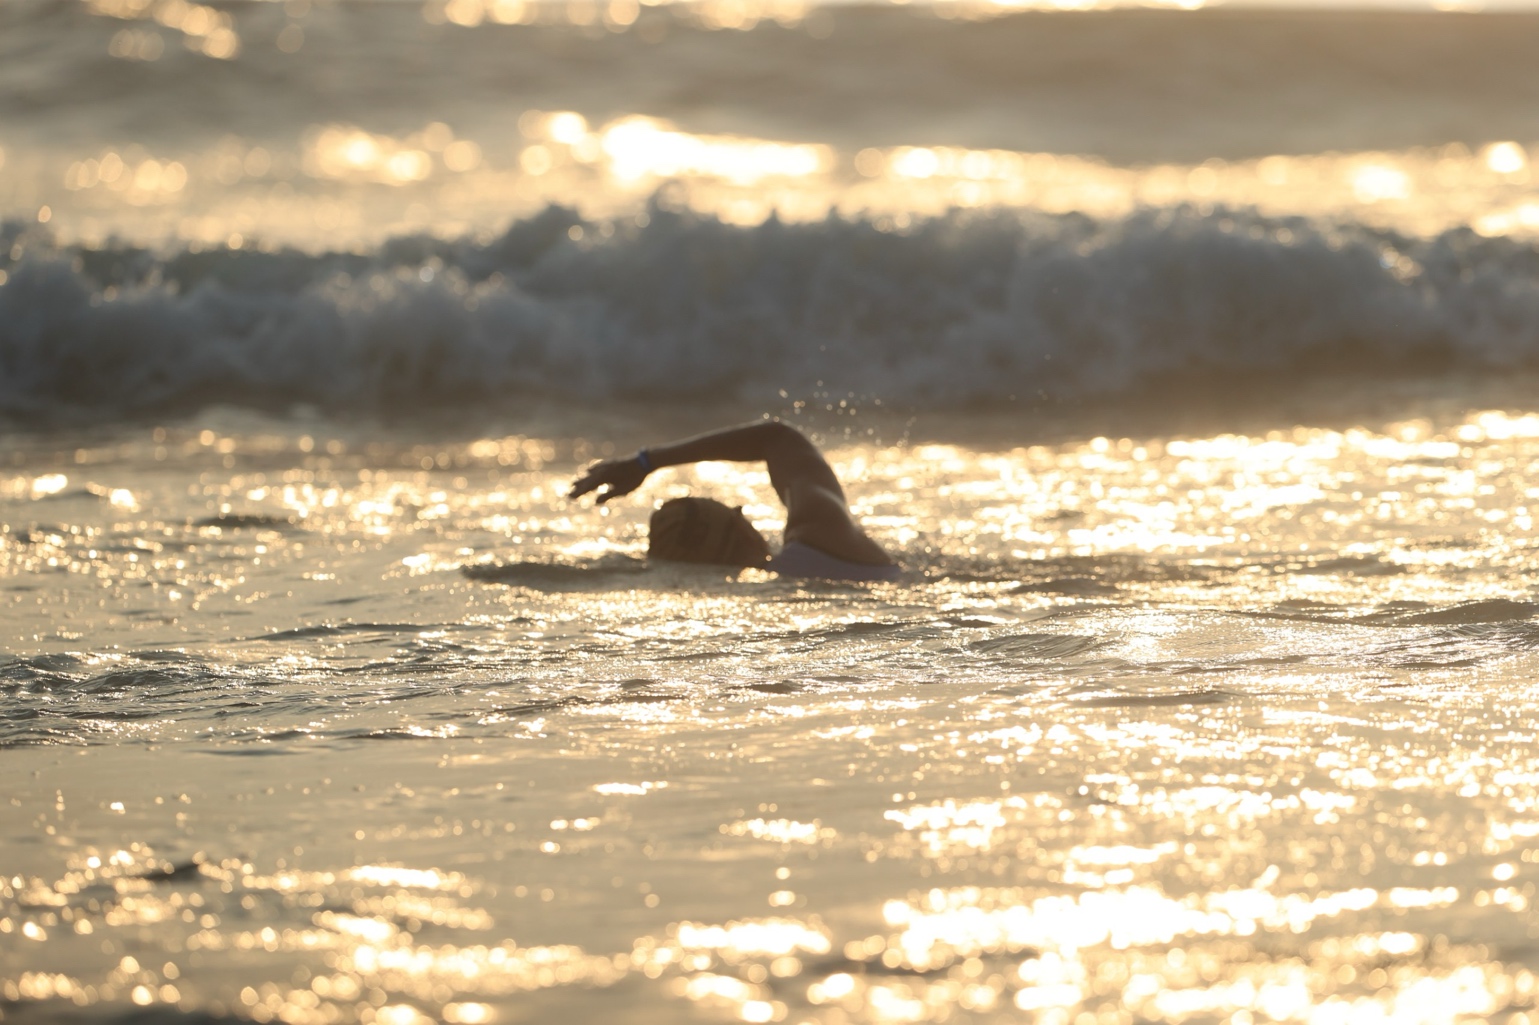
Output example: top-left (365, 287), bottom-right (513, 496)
top-left (594, 460), bottom-right (648, 503)
top-left (568, 464), bottom-right (612, 500)
top-left (569, 459), bottom-right (648, 503)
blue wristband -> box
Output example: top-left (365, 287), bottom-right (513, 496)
top-left (636, 449), bottom-right (654, 473)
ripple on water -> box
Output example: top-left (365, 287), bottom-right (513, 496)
top-left (968, 633), bottom-right (1102, 661)
top-left (1391, 598), bottom-right (1539, 626)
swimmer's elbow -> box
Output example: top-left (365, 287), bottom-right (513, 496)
top-left (759, 420), bottom-right (834, 491)
top-left (760, 419), bottom-right (813, 453)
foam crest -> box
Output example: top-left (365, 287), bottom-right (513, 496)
top-left (3, 205), bottom-right (1539, 422)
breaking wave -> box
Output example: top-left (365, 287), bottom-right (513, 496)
top-left (4, 203), bottom-right (1539, 423)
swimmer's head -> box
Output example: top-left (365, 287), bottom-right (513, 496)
top-left (648, 497), bottom-right (771, 568)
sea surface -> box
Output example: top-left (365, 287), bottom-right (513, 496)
top-left (7, 2), bottom-right (1539, 1023)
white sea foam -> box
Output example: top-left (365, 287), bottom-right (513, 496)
top-left (3, 205), bottom-right (1537, 421)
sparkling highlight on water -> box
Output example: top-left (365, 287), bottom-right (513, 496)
top-left (9, 406), bottom-right (1539, 1020)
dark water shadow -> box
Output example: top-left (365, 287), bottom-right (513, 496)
top-left (191, 513), bottom-right (299, 530)
top-left (462, 555), bottom-right (649, 592)
top-left (247, 622), bottom-right (445, 642)
top-left (1074, 688), bottom-right (1231, 708)
top-left (1388, 599), bottom-right (1539, 626)
top-left (1014, 577), bottom-right (1123, 597)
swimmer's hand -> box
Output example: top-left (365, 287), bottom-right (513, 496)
top-left (569, 457), bottom-right (649, 504)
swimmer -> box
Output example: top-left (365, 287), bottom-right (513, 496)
top-left (569, 420), bottom-right (901, 581)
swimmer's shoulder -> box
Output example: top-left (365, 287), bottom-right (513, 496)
top-left (783, 499), bottom-right (894, 567)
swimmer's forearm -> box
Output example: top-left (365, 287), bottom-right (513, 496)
top-left (570, 421), bottom-right (822, 505)
top-left (641, 420), bottom-right (809, 471)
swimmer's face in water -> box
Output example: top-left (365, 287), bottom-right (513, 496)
top-left (648, 497), bottom-right (771, 568)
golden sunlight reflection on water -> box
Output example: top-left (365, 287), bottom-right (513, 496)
top-left (9, 685), bottom-right (1539, 1025)
top-left (9, 404), bottom-right (1539, 1021)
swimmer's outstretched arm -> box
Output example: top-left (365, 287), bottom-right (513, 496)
top-left (569, 420), bottom-right (892, 565)
top-left (569, 420), bottom-right (837, 503)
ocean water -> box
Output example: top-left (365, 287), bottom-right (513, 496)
top-left (9, 2), bottom-right (1539, 1024)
